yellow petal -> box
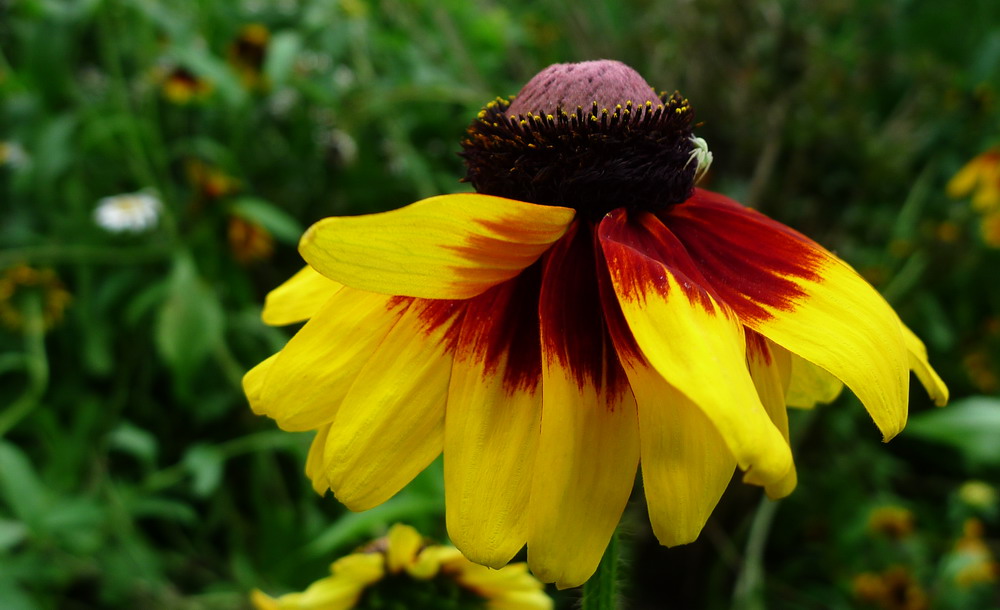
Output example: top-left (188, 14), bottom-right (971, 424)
top-left (454, 562), bottom-right (552, 609)
top-left (599, 210), bottom-right (793, 487)
top-left (445, 355), bottom-right (540, 568)
top-left (257, 288), bottom-right (404, 432)
top-left (526, 365), bottom-right (639, 589)
top-left (330, 552), bottom-right (385, 585)
top-left (668, 191), bottom-right (910, 441)
top-left (299, 193), bottom-right (575, 299)
top-left (408, 545), bottom-right (461, 579)
top-left (262, 265), bottom-right (342, 326)
top-left (304, 425), bottom-right (331, 496)
top-left (947, 156), bottom-right (984, 199)
top-left (627, 360), bottom-right (736, 546)
top-left (243, 353), bottom-right (278, 416)
top-left (746, 336), bottom-right (797, 499)
top-left (386, 524), bottom-right (423, 574)
top-left (783, 350), bottom-right (844, 409)
top-left (900, 323), bottom-right (948, 407)
top-left (321, 300), bottom-right (455, 511)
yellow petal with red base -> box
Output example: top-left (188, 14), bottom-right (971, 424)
top-left (746, 334), bottom-right (797, 499)
top-left (262, 265), bottom-right (342, 326)
top-left (256, 288), bottom-right (404, 431)
top-left (445, 355), bottom-right (540, 569)
top-left (668, 190), bottom-right (911, 441)
top-left (600, 209), bottom-right (793, 487)
top-left (320, 299), bottom-right (456, 511)
top-left (901, 323), bottom-right (948, 406)
top-left (526, 365), bottom-right (639, 590)
top-left (299, 193), bottom-right (575, 299)
top-left (627, 360), bottom-right (736, 546)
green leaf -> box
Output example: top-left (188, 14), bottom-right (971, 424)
top-left (0, 441), bottom-right (46, 524)
top-left (230, 197), bottom-right (304, 244)
top-left (905, 397), bottom-right (1000, 467)
top-left (182, 444), bottom-right (224, 498)
top-left (107, 422), bottom-right (158, 468)
top-left (0, 578), bottom-right (37, 610)
top-left (264, 31), bottom-right (302, 89)
top-left (0, 519), bottom-right (28, 552)
top-left (154, 254), bottom-right (225, 378)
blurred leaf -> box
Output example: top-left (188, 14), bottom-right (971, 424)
top-left (182, 444), bottom-right (224, 497)
top-left (32, 114), bottom-right (76, 182)
top-left (126, 496), bottom-right (197, 524)
top-left (264, 31), bottom-right (302, 89)
top-left (107, 422), bottom-right (158, 468)
top-left (0, 519), bottom-right (29, 552)
top-left (905, 397), bottom-right (1000, 468)
top-left (171, 45), bottom-right (246, 107)
top-left (155, 254), bottom-right (225, 378)
top-left (0, 579), bottom-right (37, 610)
top-left (230, 197), bottom-right (304, 244)
top-left (0, 441), bottom-right (47, 524)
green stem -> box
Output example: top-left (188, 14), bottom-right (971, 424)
top-left (732, 496), bottom-right (779, 610)
top-left (582, 528), bottom-right (620, 610)
top-left (0, 297), bottom-right (49, 437)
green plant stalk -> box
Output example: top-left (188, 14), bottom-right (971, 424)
top-left (0, 297), bottom-right (50, 437)
top-left (582, 528), bottom-right (620, 610)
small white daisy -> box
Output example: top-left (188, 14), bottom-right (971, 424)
top-left (94, 192), bottom-right (162, 233)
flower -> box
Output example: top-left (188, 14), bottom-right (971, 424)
top-left (948, 148), bottom-right (1000, 211)
top-left (0, 265), bottom-right (71, 331)
top-left (251, 523), bottom-right (552, 610)
top-left (229, 24), bottom-right (270, 90)
top-left (160, 65), bottom-right (212, 104)
top-left (950, 519), bottom-right (999, 588)
top-left (186, 159), bottom-right (240, 200)
top-left (852, 566), bottom-right (928, 610)
top-left (867, 506), bottom-right (916, 540)
top-left (229, 215), bottom-right (275, 263)
top-left (244, 61), bottom-right (948, 588)
top-left (94, 192), bottom-right (161, 233)
top-left (980, 210), bottom-right (1000, 247)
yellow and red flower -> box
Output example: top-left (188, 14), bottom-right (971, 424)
top-left (228, 215), bottom-right (275, 264)
top-left (160, 66), bottom-right (212, 105)
top-left (948, 148), bottom-right (1000, 211)
top-left (251, 523), bottom-right (551, 610)
top-left (245, 61), bottom-right (947, 588)
top-left (228, 24), bottom-right (270, 90)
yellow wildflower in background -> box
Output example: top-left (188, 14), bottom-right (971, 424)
top-left (948, 148), bottom-right (1000, 211)
top-left (952, 519), bottom-right (999, 588)
top-left (0, 265), bottom-right (71, 331)
top-left (245, 61), bottom-right (948, 588)
top-left (867, 506), bottom-right (915, 540)
top-left (229, 215), bottom-right (275, 263)
top-left (251, 523), bottom-right (551, 610)
top-left (979, 211), bottom-right (1000, 247)
top-left (852, 566), bottom-right (928, 610)
top-left (185, 159), bottom-right (240, 200)
top-left (229, 24), bottom-right (270, 90)
top-left (160, 66), bottom-right (213, 105)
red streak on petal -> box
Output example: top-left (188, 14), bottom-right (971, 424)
top-left (744, 328), bottom-right (772, 366)
top-left (539, 222), bottom-right (630, 397)
top-left (598, 208), bottom-right (718, 314)
top-left (389, 265), bottom-right (544, 395)
top-left (666, 189), bottom-right (823, 323)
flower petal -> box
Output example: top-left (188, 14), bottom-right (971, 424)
top-left (901, 323), bottom-right (948, 406)
top-left (445, 274), bottom-right (543, 569)
top-left (256, 288), bottom-right (404, 432)
top-left (527, 225), bottom-right (640, 589)
top-left (299, 193), bottom-right (575, 299)
top-left (599, 209), bottom-right (793, 487)
top-left (319, 299), bottom-right (458, 511)
top-left (445, 365), bottom-right (539, 568)
top-left (629, 361), bottom-right (736, 546)
top-left (262, 265), bottom-right (343, 326)
top-left (783, 350), bottom-right (845, 409)
top-left (304, 425), bottom-right (331, 496)
top-left (668, 190), bottom-right (911, 440)
top-left (386, 524), bottom-right (423, 574)
top-left (746, 334), bottom-right (797, 499)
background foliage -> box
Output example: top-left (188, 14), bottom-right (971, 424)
top-left (1, 0), bottom-right (999, 608)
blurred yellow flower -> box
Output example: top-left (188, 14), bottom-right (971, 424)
top-left (958, 481), bottom-right (998, 511)
top-left (867, 505), bottom-right (915, 540)
top-left (979, 211), bottom-right (1000, 247)
top-left (229, 215), bottom-right (275, 264)
top-left (0, 265), bottom-right (71, 332)
top-left (952, 519), bottom-right (999, 588)
top-left (852, 566), bottom-right (928, 610)
top-left (251, 523), bottom-right (552, 610)
top-left (186, 159), bottom-right (240, 200)
top-left (160, 66), bottom-right (212, 104)
top-left (229, 24), bottom-right (270, 90)
top-left (948, 148), bottom-right (1000, 212)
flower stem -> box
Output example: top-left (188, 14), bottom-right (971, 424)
top-left (582, 528), bottom-right (620, 610)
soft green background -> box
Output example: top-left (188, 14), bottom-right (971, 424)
top-left (1, 0), bottom-right (999, 608)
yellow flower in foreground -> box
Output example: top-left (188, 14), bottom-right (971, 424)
top-left (948, 148), bottom-right (1000, 211)
top-left (245, 61), bottom-right (948, 588)
top-left (0, 265), bottom-right (71, 331)
top-left (251, 523), bottom-right (551, 610)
